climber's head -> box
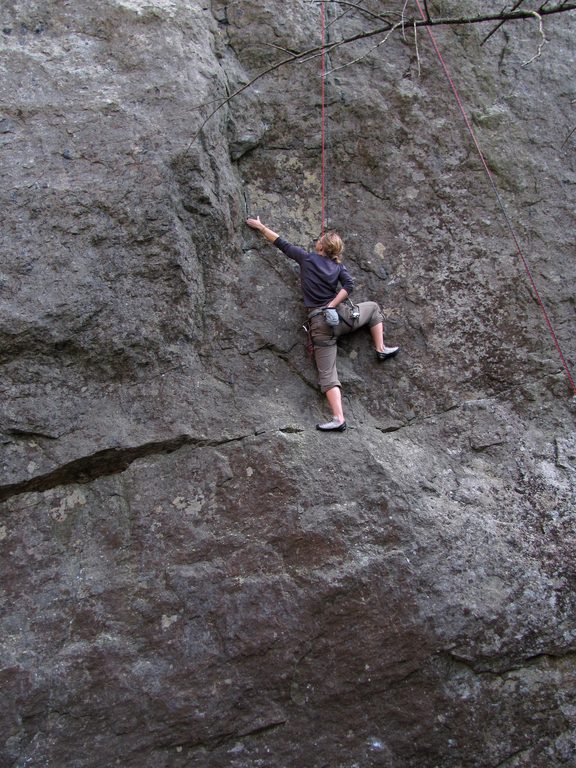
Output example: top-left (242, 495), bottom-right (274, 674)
top-left (316, 231), bottom-right (344, 263)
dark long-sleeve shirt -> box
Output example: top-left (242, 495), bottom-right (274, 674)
top-left (274, 237), bottom-right (354, 308)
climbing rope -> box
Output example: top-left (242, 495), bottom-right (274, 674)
top-left (320, 0), bottom-right (327, 236)
top-left (413, 0), bottom-right (575, 396)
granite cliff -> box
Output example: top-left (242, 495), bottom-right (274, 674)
top-left (1, 1), bottom-right (575, 766)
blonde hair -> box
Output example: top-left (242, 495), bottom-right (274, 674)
top-left (319, 231), bottom-right (344, 263)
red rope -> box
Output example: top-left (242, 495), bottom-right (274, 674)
top-left (321, 0), bottom-right (326, 236)
top-left (414, 0), bottom-right (575, 396)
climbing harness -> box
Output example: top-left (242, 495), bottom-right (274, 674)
top-left (412, 0), bottom-right (575, 396)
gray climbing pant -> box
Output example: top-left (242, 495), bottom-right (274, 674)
top-left (308, 301), bottom-right (384, 393)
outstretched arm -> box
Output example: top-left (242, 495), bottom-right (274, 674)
top-left (246, 216), bottom-right (279, 243)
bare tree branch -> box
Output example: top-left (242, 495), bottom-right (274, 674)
top-left (316, 0), bottom-right (576, 29)
top-left (391, 2), bottom-right (576, 28)
top-left (185, 1), bottom-right (576, 148)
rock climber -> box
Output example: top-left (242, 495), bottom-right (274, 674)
top-left (245, 216), bottom-right (399, 432)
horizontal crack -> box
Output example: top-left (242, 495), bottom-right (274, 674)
top-left (238, 718), bottom-right (287, 739)
top-left (4, 428), bottom-right (60, 440)
top-left (0, 433), bottom-right (247, 504)
top-left (444, 648), bottom-right (576, 677)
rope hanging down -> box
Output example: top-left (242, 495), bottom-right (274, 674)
top-left (413, 0), bottom-right (575, 396)
top-left (321, 0), bottom-right (327, 236)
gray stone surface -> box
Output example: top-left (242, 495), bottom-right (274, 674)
top-left (1, 1), bottom-right (575, 766)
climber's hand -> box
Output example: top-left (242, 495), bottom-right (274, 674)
top-left (246, 216), bottom-right (263, 231)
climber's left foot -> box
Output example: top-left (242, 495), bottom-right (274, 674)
top-left (316, 418), bottom-right (347, 432)
top-left (376, 346), bottom-right (399, 361)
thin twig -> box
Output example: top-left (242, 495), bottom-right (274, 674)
top-left (522, 11), bottom-right (547, 65)
top-left (324, 1), bottom-right (365, 32)
top-left (561, 125), bottom-right (576, 148)
top-left (401, 0), bottom-right (410, 41)
top-left (325, 19), bottom-right (406, 75)
top-left (481, 0), bottom-right (525, 46)
top-left (314, 0), bottom-right (394, 27)
top-left (414, 21), bottom-right (421, 77)
top-left (262, 42), bottom-right (301, 55)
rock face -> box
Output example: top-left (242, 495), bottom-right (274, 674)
top-left (1, 1), bottom-right (575, 766)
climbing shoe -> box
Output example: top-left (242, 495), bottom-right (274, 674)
top-left (316, 418), bottom-right (347, 432)
top-left (376, 346), bottom-right (399, 361)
